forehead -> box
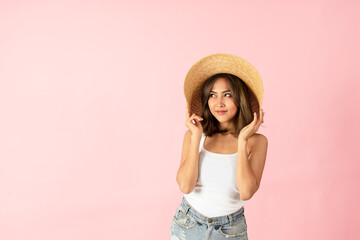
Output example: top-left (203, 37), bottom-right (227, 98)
top-left (211, 77), bottom-right (230, 90)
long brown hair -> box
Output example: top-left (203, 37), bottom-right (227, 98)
top-left (200, 73), bottom-right (256, 137)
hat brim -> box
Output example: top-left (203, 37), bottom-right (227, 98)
top-left (184, 53), bottom-right (263, 117)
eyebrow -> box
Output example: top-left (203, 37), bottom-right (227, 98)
top-left (210, 90), bottom-right (231, 93)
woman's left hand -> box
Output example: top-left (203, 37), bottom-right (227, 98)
top-left (238, 109), bottom-right (265, 143)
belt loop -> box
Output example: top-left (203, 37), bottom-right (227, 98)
top-left (228, 214), bottom-right (233, 226)
top-left (183, 206), bottom-right (190, 216)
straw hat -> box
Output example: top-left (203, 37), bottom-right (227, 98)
top-left (184, 53), bottom-right (263, 117)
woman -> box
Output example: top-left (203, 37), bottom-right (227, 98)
top-left (170, 53), bottom-right (268, 240)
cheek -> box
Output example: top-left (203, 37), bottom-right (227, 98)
top-left (229, 105), bottom-right (238, 114)
top-left (208, 100), bottom-right (215, 108)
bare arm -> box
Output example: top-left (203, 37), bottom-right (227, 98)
top-left (236, 134), bottom-right (268, 200)
top-left (176, 130), bottom-right (202, 194)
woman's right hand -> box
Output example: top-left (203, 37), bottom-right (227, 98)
top-left (185, 103), bottom-right (203, 138)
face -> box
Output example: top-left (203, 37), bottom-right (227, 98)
top-left (207, 77), bottom-right (238, 128)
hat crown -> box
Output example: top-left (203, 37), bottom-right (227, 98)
top-left (184, 53), bottom-right (263, 117)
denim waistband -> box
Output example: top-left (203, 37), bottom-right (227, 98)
top-left (180, 196), bottom-right (245, 226)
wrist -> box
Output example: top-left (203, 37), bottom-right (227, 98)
top-left (238, 138), bottom-right (247, 145)
top-left (191, 133), bottom-right (202, 141)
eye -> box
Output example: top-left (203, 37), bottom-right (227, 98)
top-left (209, 93), bottom-right (231, 98)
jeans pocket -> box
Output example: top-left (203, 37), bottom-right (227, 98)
top-left (173, 205), bottom-right (197, 229)
top-left (218, 215), bottom-right (248, 239)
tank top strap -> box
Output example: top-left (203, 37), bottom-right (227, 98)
top-left (199, 132), bottom-right (206, 152)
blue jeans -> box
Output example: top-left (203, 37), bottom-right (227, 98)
top-left (170, 197), bottom-right (248, 240)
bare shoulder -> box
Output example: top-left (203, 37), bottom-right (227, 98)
top-left (248, 133), bottom-right (268, 152)
top-left (254, 133), bottom-right (268, 142)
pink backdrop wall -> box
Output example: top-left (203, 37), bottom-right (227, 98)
top-left (1, 0), bottom-right (359, 239)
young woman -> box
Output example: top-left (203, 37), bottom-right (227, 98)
top-left (170, 54), bottom-right (268, 240)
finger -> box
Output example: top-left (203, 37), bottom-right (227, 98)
top-left (254, 112), bottom-right (261, 128)
top-left (258, 110), bottom-right (262, 121)
top-left (189, 114), bottom-right (203, 122)
top-left (252, 116), bottom-right (261, 132)
top-left (190, 113), bottom-right (203, 119)
top-left (260, 109), bottom-right (264, 123)
top-left (258, 110), bottom-right (262, 122)
top-left (187, 113), bottom-right (194, 122)
top-left (188, 114), bottom-right (194, 120)
top-left (190, 115), bottom-right (201, 124)
top-left (257, 111), bottom-right (263, 123)
top-left (194, 114), bottom-right (203, 120)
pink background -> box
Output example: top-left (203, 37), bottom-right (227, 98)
top-left (1, 0), bottom-right (359, 239)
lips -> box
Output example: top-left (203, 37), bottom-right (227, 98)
top-left (216, 111), bottom-right (227, 115)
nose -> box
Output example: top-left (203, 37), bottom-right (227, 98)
top-left (216, 96), bottom-right (225, 107)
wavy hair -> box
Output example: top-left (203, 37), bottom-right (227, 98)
top-left (200, 73), bottom-right (256, 137)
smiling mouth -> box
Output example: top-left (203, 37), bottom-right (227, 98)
top-left (216, 111), bottom-right (227, 115)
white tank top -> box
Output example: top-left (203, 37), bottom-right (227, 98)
top-left (184, 132), bottom-right (244, 217)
